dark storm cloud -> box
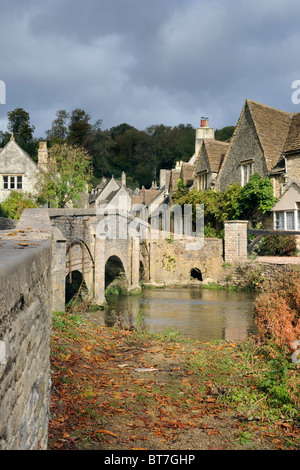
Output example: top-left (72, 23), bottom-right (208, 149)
top-left (1, 0), bottom-right (300, 136)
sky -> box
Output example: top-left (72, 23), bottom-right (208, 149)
top-left (1, 0), bottom-right (300, 138)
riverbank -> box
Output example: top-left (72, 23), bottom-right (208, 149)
top-left (48, 311), bottom-right (300, 450)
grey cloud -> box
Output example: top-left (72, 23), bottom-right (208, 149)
top-left (1, 0), bottom-right (300, 136)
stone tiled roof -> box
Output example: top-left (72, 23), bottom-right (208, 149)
top-left (283, 112), bottom-right (300, 155)
top-left (144, 189), bottom-right (162, 205)
top-left (203, 139), bottom-right (229, 173)
top-left (247, 99), bottom-right (294, 171)
top-left (170, 169), bottom-right (181, 189)
top-left (164, 170), bottom-right (171, 191)
top-left (132, 188), bottom-right (163, 206)
top-left (180, 162), bottom-right (194, 185)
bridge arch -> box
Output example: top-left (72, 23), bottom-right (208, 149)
top-left (104, 250), bottom-right (128, 291)
top-left (66, 238), bottom-right (95, 298)
top-left (65, 270), bottom-right (89, 305)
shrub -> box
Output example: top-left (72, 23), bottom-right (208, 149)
top-left (1, 191), bottom-right (38, 219)
top-left (254, 268), bottom-right (300, 351)
top-left (256, 235), bottom-right (297, 257)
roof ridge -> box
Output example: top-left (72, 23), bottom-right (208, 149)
top-left (246, 98), bottom-right (295, 116)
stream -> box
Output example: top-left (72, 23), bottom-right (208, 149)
top-left (85, 287), bottom-right (257, 342)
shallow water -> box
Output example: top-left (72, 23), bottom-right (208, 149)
top-left (85, 287), bottom-right (257, 342)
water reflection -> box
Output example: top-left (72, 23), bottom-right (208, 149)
top-left (85, 287), bottom-right (257, 342)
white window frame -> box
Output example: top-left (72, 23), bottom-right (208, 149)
top-left (241, 161), bottom-right (253, 186)
top-left (2, 175), bottom-right (23, 190)
top-left (274, 210), bottom-right (298, 231)
top-left (197, 171), bottom-right (208, 191)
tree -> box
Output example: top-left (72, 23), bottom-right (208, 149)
top-left (215, 126), bottom-right (235, 142)
top-left (7, 108), bottom-right (35, 143)
top-left (46, 109), bottom-right (69, 142)
top-left (110, 123), bottom-right (134, 139)
top-left (67, 109), bottom-right (91, 147)
top-left (85, 122), bottom-right (113, 179)
top-left (36, 143), bottom-right (92, 208)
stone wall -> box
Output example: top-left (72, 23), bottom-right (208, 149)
top-left (224, 220), bottom-right (248, 263)
top-left (146, 233), bottom-right (224, 286)
top-left (220, 258), bottom-right (300, 290)
top-left (217, 104), bottom-right (267, 192)
top-left (0, 239), bottom-right (52, 450)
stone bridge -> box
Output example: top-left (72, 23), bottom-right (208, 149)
top-left (3, 210), bottom-right (299, 313)
top-left (2, 207), bottom-right (228, 312)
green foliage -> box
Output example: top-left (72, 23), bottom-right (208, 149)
top-left (255, 235), bottom-right (297, 257)
top-left (1, 191), bottom-right (38, 219)
top-left (67, 108), bottom-right (92, 147)
top-left (237, 174), bottom-right (277, 225)
top-left (215, 126), bottom-right (235, 141)
top-left (7, 107), bottom-right (35, 143)
top-left (36, 143), bottom-right (92, 208)
top-left (173, 174), bottom-right (276, 236)
top-left (46, 109), bottom-right (69, 141)
top-left (258, 352), bottom-right (295, 407)
top-left (105, 284), bottom-right (127, 296)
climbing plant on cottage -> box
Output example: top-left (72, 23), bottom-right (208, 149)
top-left (36, 143), bottom-right (93, 208)
top-left (173, 174), bottom-right (277, 236)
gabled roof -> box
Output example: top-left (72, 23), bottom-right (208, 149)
top-left (271, 181), bottom-right (300, 211)
top-left (180, 162), bottom-right (194, 185)
top-left (246, 99), bottom-right (294, 171)
top-left (201, 139), bottom-right (229, 173)
top-left (218, 99), bottom-right (295, 177)
top-left (170, 169), bottom-right (181, 189)
top-left (283, 112), bottom-right (300, 155)
top-left (131, 187), bottom-right (165, 207)
top-left (0, 135), bottom-right (38, 169)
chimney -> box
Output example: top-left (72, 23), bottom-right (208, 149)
top-left (142, 185), bottom-right (145, 204)
top-left (121, 171), bottom-right (126, 186)
top-left (37, 141), bottom-right (48, 171)
top-left (195, 117), bottom-right (215, 156)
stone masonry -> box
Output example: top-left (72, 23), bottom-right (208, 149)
top-left (224, 220), bottom-right (248, 263)
top-left (0, 238), bottom-right (52, 450)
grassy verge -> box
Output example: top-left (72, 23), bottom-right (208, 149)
top-left (48, 311), bottom-right (300, 450)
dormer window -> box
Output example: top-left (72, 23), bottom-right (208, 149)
top-left (241, 161), bottom-right (253, 186)
top-left (197, 171), bottom-right (208, 191)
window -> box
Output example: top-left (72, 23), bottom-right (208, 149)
top-left (275, 211), bottom-right (284, 230)
top-left (274, 211), bottom-right (296, 231)
top-left (241, 162), bottom-right (253, 186)
top-left (198, 172), bottom-right (208, 191)
top-left (2, 175), bottom-right (23, 190)
top-left (286, 212), bottom-right (295, 230)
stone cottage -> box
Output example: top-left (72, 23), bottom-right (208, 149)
top-left (217, 99), bottom-right (294, 196)
top-left (194, 139), bottom-right (229, 191)
top-left (0, 136), bottom-right (47, 202)
top-left (159, 117), bottom-right (217, 197)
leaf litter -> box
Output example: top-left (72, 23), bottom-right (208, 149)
top-left (48, 312), bottom-right (300, 451)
